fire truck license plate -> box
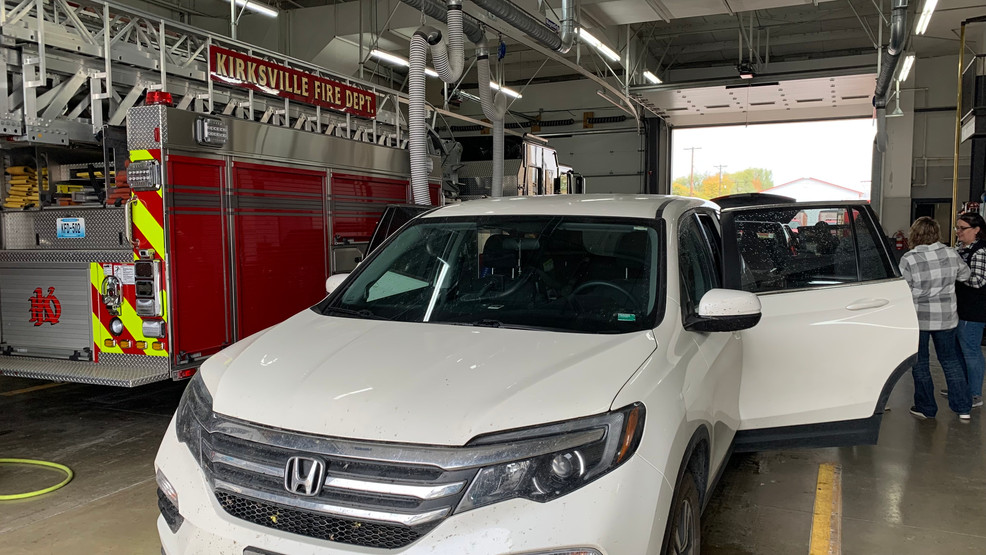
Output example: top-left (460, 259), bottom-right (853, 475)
top-left (56, 217), bottom-right (86, 239)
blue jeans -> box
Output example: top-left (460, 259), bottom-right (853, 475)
top-left (913, 328), bottom-right (972, 416)
top-left (957, 320), bottom-right (986, 397)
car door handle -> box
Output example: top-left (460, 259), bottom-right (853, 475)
top-left (845, 298), bottom-right (890, 311)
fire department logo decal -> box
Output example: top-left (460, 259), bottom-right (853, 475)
top-left (29, 287), bottom-right (62, 326)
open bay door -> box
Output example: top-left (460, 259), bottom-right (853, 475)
top-left (720, 201), bottom-right (918, 450)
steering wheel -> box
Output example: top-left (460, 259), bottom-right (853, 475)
top-left (569, 280), bottom-right (641, 312)
top-left (462, 272), bottom-right (535, 302)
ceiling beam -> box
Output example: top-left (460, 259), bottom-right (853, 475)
top-left (459, 3), bottom-right (640, 119)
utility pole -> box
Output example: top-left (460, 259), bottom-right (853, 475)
top-left (685, 147), bottom-right (701, 196)
top-left (715, 164), bottom-right (728, 195)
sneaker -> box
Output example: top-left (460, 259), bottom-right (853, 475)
top-left (974, 395), bottom-right (983, 408)
top-left (910, 407), bottom-right (934, 419)
top-left (959, 413), bottom-right (972, 421)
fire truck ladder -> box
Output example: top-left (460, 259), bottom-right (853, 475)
top-left (0, 0), bottom-right (480, 147)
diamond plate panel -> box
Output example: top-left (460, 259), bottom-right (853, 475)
top-left (1, 208), bottom-right (128, 250)
top-left (127, 106), bottom-right (168, 150)
top-left (0, 250), bottom-right (131, 263)
top-left (0, 355), bottom-right (170, 387)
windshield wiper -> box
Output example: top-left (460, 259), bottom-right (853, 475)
top-left (437, 319), bottom-right (571, 332)
top-left (322, 306), bottom-right (387, 320)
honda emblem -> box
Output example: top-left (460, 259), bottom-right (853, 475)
top-left (284, 456), bottom-right (326, 496)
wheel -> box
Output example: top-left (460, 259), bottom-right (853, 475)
top-left (569, 280), bottom-right (641, 311)
top-left (662, 470), bottom-right (701, 555)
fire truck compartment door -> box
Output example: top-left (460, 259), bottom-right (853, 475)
top-left (0, 265), bottom-right (92, 360)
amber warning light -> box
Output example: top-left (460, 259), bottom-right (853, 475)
top-left (145, 91), bottom-right (174, 106)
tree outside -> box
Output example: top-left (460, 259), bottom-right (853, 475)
top-left (672, 167), bottom-right (774, 199)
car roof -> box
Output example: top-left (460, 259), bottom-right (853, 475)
top-left (712, 193), bottom-right (797, 209)
top-left (422, 195), bottom-right (715, 220)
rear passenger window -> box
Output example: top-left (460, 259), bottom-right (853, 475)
top-left (726, 205), bottom-right (893, 293)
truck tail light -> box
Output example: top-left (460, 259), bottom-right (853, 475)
top-left (146, 91), bottom-right (174, 106)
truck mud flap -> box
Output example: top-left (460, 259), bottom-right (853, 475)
top-left (0, 354), bottom-right (170, 387)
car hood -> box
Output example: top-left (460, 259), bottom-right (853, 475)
top-left (207, 310), bottom-right (657, 446)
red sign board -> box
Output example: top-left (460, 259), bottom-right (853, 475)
top-left (209, 45), bottom-right (377, 119)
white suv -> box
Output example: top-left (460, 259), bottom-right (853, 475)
top-left (155, 195), bottom-right (917, 555)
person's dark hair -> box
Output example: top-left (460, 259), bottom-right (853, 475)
top-left (957, 212), bottom-right (986, 242)
top-left (909, 216), bottom-right (940, 248)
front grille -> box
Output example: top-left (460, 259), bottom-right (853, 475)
top-left (197, 427), bottom-right (477, 549)
top-left (216, 491), bottom-right (425, 549)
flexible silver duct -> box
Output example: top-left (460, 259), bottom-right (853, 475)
top-left (873, 0), bottom-right (909, 109)
top-left (398, 0), bottom-right (484, 43)
top-left (429, 0), bottom-right (464, 83)
top-left (876, 107), bottom-right (888, 152)
top-left (477, 39), bottom-right (507, 197)
top-left (409, 28), bottom-right (442, 204)
top-left (470, 0), bottom-right (576, 53)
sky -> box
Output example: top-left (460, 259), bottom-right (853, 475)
top-left (671, 118), bottom-right (876, 196)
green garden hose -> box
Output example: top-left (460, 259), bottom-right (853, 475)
top-left (0, 459), bottom-right (73, 500)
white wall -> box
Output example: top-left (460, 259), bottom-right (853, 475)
top-left (879, 54), bottom-right (971, 235)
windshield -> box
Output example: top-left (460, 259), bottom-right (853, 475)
top-left (317, 216), bottom-right (663, 333)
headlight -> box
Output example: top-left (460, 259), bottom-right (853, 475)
top-left (455, 403), bottom-right (644, 513)
top-left (175, 371), bottom-right (214, 451)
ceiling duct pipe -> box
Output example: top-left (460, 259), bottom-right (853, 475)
top-left (399, 0), bottom-right (485, 43)
top-left (470, 0), bottom-right (576, 54)
top-left (476, 38), bottom-right (508, 197)
top-left (873, 0), bottom-right (908, 153)
top-left (873, 0), bottom-right (909, 109)
top-left (409, 27), bottom-right (443, 204)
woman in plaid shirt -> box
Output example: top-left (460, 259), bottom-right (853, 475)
top-left (899, 217), bottom-right (973, 420)
top-left (953, 212), bottom-right (986, 408)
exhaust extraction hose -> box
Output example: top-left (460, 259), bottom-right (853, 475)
top-left (477, 39), bottom-right (507, 198)
top-left (429, 0), bottom-right (464, 83)
top-left (409, 28), bottom-right (441, 205)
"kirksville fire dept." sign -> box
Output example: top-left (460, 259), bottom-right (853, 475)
top-left (209, 45), bottom-right (377, 119)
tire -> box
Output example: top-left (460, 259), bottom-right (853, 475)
top-left (662, 469), bottom-right (701, 555)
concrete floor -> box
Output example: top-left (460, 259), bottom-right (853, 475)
top-left (1, 365), bottom-right (985, 554)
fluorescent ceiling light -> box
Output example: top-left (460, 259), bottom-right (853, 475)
top-left (578, 28), bottom-right (620, 63)
top-left (491, 82), bottom-right (522, 99)
top-left (899, 53), bottom-right (915, 82)
top-left (225, 0), bottom-right (278, 18)
top-left (915, 0), bottom-right (937, 35)
top-left (643, 70), bottom-right (661, 84)
top-left (370, 49), bottom-right (439, 78)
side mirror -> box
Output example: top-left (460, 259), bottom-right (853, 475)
top-left (684, 288), bottom-right (762, 332)
top-left (325, 273), bottom-right (350, 294)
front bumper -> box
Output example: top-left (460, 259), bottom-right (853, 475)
top-left (156, 418), bottom-right (673, 555)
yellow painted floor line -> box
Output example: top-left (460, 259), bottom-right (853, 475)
top-left (809, 462), bottom-right (843, 555)
top-left (1, 382), bottom-right (66, 396)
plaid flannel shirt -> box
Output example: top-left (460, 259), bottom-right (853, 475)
top-left (956, 240), bottom-right (986, 289)
top-left (900, 242), bottom-right (970, 331)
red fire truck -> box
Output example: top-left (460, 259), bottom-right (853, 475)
top-left (0, 105), bottom-right (440, 386)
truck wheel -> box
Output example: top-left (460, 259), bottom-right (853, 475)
top-left (663, 469), bottom-right (701, 555)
